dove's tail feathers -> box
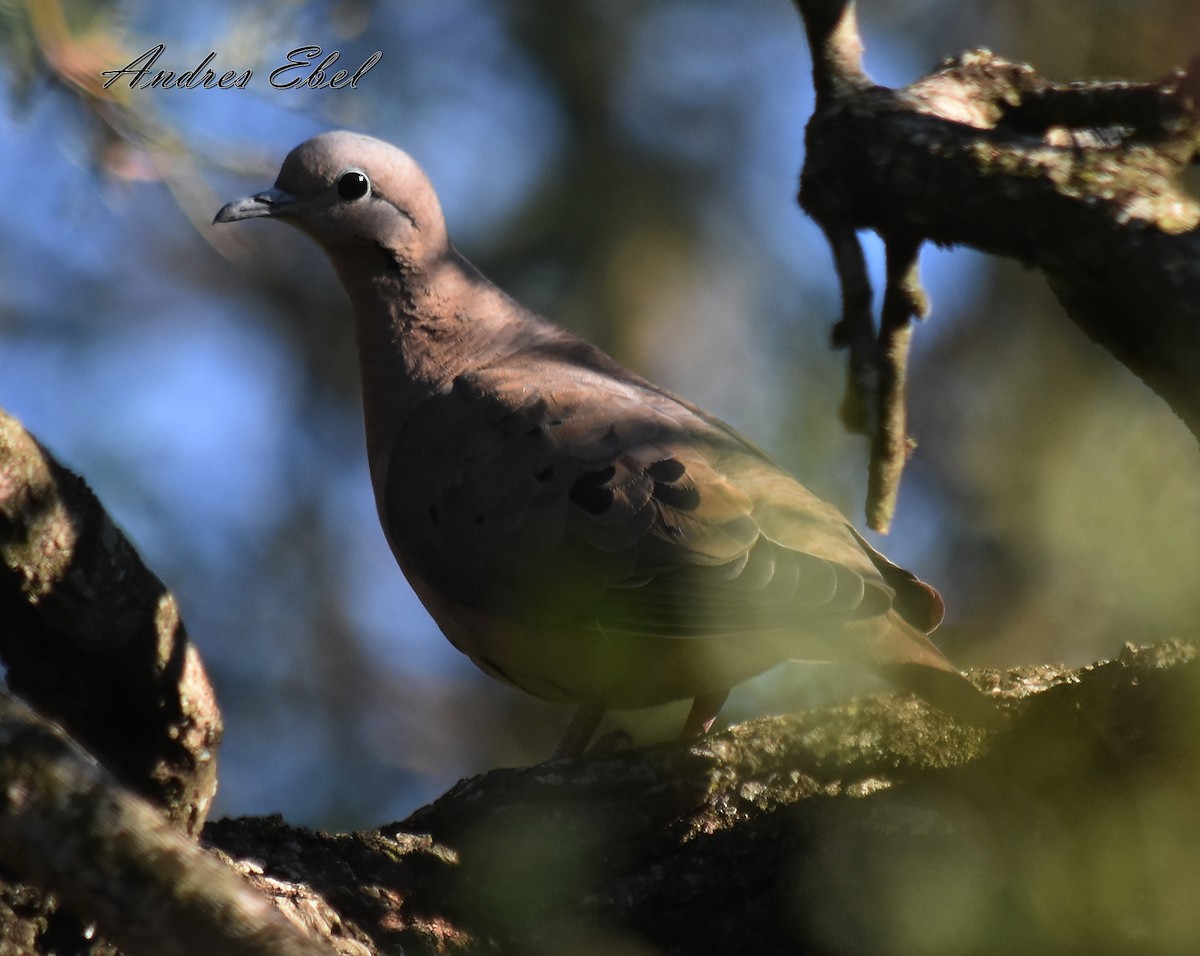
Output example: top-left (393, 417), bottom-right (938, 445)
top-left (881, 661), bottom-right (1004, 728)
top-left (858, 611), bottom-right (1003, 728)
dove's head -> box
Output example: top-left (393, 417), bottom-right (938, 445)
top-left (215, 131), bottom-right (449, 265)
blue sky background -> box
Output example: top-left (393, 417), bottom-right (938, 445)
top-left (1, 0), bottom-right (1198, 828)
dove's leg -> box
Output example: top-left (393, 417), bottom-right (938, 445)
top-left (679, 689), bottom-right (730, 740)
top-left (553, 699), bottom-right (606, 758)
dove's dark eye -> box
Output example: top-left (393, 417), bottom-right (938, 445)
top-left (337, 170), bottom-right (370, 201)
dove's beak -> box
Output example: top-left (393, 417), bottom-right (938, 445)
top-left (214, 187), bottom-right (296, 224)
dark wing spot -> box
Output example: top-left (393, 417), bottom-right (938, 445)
top-left (653, 480), bottom-right (701, 511)
top-left (569, 467), bottom-right (616, 515)
top-left (646, 457), bottom-right (698, 511)
top-left (647, 457), bottom-right (686, 482)
top-left (535, 465), bottom-right (555, 482)
top-left (474, 514), bottom-right (486, 525)
top-left (429, 505), bottom-right (439, 524)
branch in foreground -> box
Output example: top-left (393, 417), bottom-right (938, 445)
top-left (0, 686), bottom-right (348, 956)
top-left (795, 0), bottom-right (1200, 530)
top-left (0, 406), bottom-right (222, 834)
top-left (203, 641), bottom-right (1200, 956)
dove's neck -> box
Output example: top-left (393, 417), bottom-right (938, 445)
top-left (332, 242), bottom-right (550, 470)
top-left (341, 244), bottom-right (541, 385)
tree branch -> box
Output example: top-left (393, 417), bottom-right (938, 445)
top-left (0, 687), bottom-right (345, 956)
top-left (0, 407), bottom-right (222, 835)
top-left (795, 0), bottom-right (1200, 529)
top-left (203, 641), bottom-right (1200, 956)
top-left (866, 235), bottom-right (924, 530)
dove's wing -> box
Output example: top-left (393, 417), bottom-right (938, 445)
top-left (378, 333), bottom-right (947, 685)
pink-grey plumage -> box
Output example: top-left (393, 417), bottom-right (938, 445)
top-left (216, 131), bottom-right (990, 756)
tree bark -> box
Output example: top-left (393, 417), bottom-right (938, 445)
top-left (0, 408), bottom-right (222, 836)
top-left (203, 641), bottom-right (1200, 956)
top-left (0, 687), bottom-right (351, 956)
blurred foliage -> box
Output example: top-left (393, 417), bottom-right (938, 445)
top-left (0, 0), bottom-right (1197, 835)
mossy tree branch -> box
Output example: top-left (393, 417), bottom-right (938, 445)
top-left (0, 408), bottom-right (222, 835)
top-left (795, 0), bottom-right (1200, 529)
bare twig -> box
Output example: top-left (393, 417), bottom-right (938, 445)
top-left (866, 236), bottom-right (924, 531)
